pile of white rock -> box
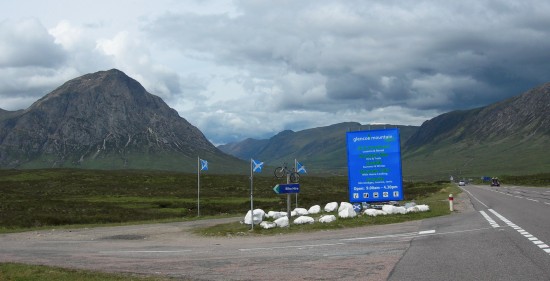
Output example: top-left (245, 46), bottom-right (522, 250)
top-left (243, 201), bottom-right (430, 229)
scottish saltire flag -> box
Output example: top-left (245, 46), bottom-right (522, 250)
top-left (296, 161), bottom-right (307, 174)
top-left (252, 159), bottom-right (264, 173)
top-left (200, 159), bottom-right (208, 171)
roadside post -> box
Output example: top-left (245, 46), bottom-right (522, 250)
top-left (449, 193), bottom-right (454, 211)
top-left (286, 174), bottom-right (291, 225)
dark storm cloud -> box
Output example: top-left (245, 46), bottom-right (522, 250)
top-left (145, 0), bottom-right (550, 115)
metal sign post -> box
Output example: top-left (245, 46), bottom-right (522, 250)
top-left (286, 174), bottom-right (291, 226)
top-left (250, 159), bottom-right (254, 230)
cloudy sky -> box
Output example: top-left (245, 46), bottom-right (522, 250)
top-left (1, 0), bottom-right (549, 145)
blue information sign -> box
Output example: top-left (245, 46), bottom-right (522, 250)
top-left (346, 128), bottom-right (404, 203)
top-left (273, 183), bottom-right (300, 194)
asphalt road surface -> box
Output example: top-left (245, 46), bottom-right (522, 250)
top-left (1, 184), bottom-right (549, 281)
top-left (390, 184), bottom-right (550, 280)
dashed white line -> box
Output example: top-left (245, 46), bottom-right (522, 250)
top-left (239, 242), bottom-right (345, 252)
top-left (488, 209), bottom-right (550, 256)
top-left (479, 210), bottom-right (500, 228)
top-left (100, 250), bottom-right (193, 254)
top-left (479, 186), bottom-right (550, 205)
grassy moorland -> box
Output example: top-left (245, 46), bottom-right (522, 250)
top-left (196, 181), bottom-right (458, 236)
top-left (0, 169), bottom-right (452, 233)
top-left (499, 173), bottom-right (550, 187)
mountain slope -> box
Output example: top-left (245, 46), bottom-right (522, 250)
top-left (220, 82), bottom-right (550, 178)
top-left (0, 69), bottom-right (243, 172)
top-left (220, 122), bottom-right (419, 174)
top-left (403, 82), bottom-right (550, 179)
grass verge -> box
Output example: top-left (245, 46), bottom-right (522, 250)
top-left (195, 183), bottom-right (461, 236)
top-left (0, 263), bottom-right (172, 281)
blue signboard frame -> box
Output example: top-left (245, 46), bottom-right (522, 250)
top-left (346, 128), bottom-right (403, 203)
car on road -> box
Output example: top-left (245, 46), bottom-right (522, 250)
top-left (458, 180), bottom-right (466, 186)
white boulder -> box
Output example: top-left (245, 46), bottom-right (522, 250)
top-left (265, 211), bottom-right (277, 218)
top-left (382, 205), bottom-right (396, 214)
top-left (294, 216), bottom-right (315, 225)
top-left (244, 209), bottom-right (265, 225)
top-left (395, 206), bottom-right (408, 214)
top-left (319, 215), bottom-right (337, 223)
top-left (417, 204), bottom-right (430, 212)
top-left (267, 211), bottom-right (287, 219)
top-left (324, 202), bottom-right (339, 212)
top-left (307, 205), bottom-right (321, 214)
top-left (274, 216), bottom-right (289, 228)
top-left (259, 221), bottom-right (277, 229)
top-left (293, 208), bottom-right (309, 216)
top-left (363, 209), bottom-right (387, 217)
top-left (338, 202), bottom-right (357, 218)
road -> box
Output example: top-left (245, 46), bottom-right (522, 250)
top-left (1, 184), bottom-right (549, 280)
top-left (390, 184), bottom-right (550, 280)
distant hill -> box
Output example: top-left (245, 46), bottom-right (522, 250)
top-left (0, 69), bottom-right (244, 172)
top-left (219, 122), bottom-right (419, 174)
top-left (220, 83), bottom-right (550, 179)
top-left (403, 82), bottom-right (550, 179)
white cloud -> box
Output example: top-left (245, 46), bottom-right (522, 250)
top-left (0, 18), bottom-right (66, 68)
top-left (49, 20), bottom-right (83, 50)
top-left (1, 0), bottom-right (550, 145)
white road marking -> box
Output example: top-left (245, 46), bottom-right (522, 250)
top-left (488, 209), bottom-right (550, 256)
top-left (479, 210), bottom-right (500, 228)
top-left (418, 230), bottom-right (436, 235)
top-left (341, 231), bottom-right (419, 241)
top-left (238, 242), bottom-right (346, 252)
top-left (477, 186), bottom-right (549, 205)
top-left (461, 188), bottom-right (489, 208)
top-left (100, 250), bottom-right (193, 254)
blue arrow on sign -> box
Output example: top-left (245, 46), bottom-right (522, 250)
top-left (273, 183), bottom-right (300, 194)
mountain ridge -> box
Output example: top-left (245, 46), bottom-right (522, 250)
top-left (219, 122), bottom-right (419, 173)
top-left (220, 82), bottom-right (550, 178)
top-left (0, 69), bottom-right (243, 172)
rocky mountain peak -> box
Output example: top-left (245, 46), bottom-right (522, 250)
top-left (0, 69), bottom-right (223, 169)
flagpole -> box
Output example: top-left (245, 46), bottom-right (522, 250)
top-left (197, 156), bottom-right (200, 217)
top-left (295, 159), bottom-right (298, 208)
top-left (250, 159), bottom-right (254, 230)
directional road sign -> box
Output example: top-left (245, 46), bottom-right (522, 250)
top-left (273, 183), bottom-right (300, 194)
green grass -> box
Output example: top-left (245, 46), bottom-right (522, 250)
top-left (499, 173), bottom-right (550, 187)
top-left (195, 182), bottom-right (460, 236)
top-left (0, 169), bottom-right (346, 232)
top-left (0, 263), bottom-right (171, 281)
top-left (402, 136), bottom-right (550, 181)
top-left (0, 169), bottom-right (457, 233)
